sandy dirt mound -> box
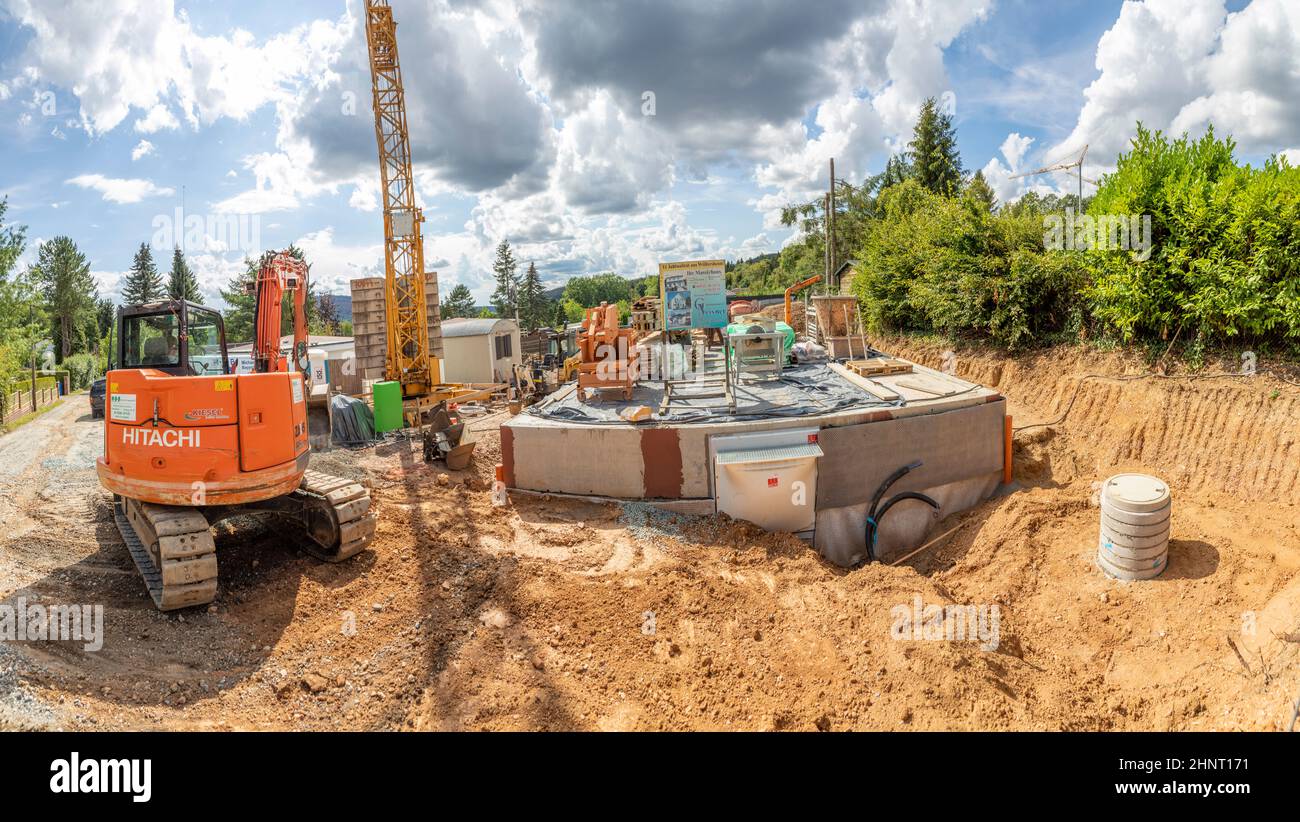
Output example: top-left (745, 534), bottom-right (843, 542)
top-left (1, 345), bottom-right (1298, 731)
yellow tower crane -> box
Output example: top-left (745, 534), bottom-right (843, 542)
top-left (364, 0), bottom-right (436, 399)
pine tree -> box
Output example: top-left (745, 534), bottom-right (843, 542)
top-left (490, 239), bottom-right (519, 320)
top-left (441, 283), bottom-right (475, 319)
top-left (168, 246), bottom-right (202, 303)
top-left (31, 236), bottom-right (97, 362)
top-left (881, 154), bottom-right (912, 188)
top-left (965, 169), bottom-right (997, 212)
top-left (908, 97), bottom-right (963, 196)
top-left (520, 261), bottom-right (545, 331)
top-left (219, 257), bottom-right (258, 343)
top-left (121, 243), bottom-right (163, 306)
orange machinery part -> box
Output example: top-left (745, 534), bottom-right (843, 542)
top-left (784, 275), bottom-right (822, 326)
top-left (1003, 415), bottom-right (1013, 485)
top-left (97, 368), bottom-right (309, 506)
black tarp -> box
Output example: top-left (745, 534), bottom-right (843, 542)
top-left (330, 395), bottom-right (379, 445)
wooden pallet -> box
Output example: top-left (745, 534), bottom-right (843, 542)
top-left (847, 357), bottom-right (913, 377)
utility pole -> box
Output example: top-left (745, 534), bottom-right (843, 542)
top-left (824, 192), bottom-right (832, 282)
top-left (828, 158), bottom-right (837, 279)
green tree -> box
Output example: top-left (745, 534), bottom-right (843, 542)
top-left (562, 272), bottom-right (633, 308)
top-left (852, 179), bottom-right (1089, 349)
top-left (167, 246), bottom-right (202, 302)
top-left (965, 169), bottom-right (997, 212)
top-left (0, 197), bottom-right (24, 281)
top-left (31, 236), bottom-right (98, 363)
top-left (121, 243), bottom-right (164, 306)
top-left (219, 258), bottom-right (257, 343)
top-left (0, 199), bottom-right (41, 384)
top-left (314, 292), bottom-right (340, 334)
top-left (881, 154), bottom-right (912, 189)
top-left (908, 97), bottom-right (963, 196)
top-left (490, 239), bottom-right (519, 320)
top-left (94, 296), bottom-right (115, 338)
top-left (441, 283), bottom-right (476, 319)
top-left (520, 261), bottom-right (546, 330)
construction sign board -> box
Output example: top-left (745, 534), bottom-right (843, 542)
top-left (659, 259), bottom-right (727, 330)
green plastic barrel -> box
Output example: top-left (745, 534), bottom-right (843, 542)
top-left (373, 381), bottom-right (403, 433)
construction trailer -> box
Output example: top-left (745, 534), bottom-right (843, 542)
top-left (439, 318), bottom-right (522, 384)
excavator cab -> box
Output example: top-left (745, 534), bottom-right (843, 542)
top-left (116, 300), bottom-right (230, 378)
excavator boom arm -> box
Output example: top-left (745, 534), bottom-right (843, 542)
top-left (784, 275), bottom-right (822, 326)
top-left (253, 252), bottom-right (310, 377)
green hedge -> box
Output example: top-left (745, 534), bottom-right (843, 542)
top-left (1087, 125), bottom-right (1300, 345)
top-left (853, 180), bottom-right (1090, 349)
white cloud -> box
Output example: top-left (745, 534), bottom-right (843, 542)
top-left (3, 0), bottom-right (352, 135)
top-left (1052, 0), bottom-right (1300, 178)
top-left (292, 227), bottom-right (383, 296)
top-left (1000, 133), bottom-right (1034, 171)
top-left (131, 139), bottom-right (155, 161)
top-left (66, 174), bottom-right (174, 204)
top-left (134, 104), bottom-right (178, 134)
top-left (213, 152), bottom-right (308, 214)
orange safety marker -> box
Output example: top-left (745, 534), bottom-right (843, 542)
top-left (1003, 415), bottom-right (1013, 484)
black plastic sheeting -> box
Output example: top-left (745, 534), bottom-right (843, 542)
top-left (528, 363), bottom-right (901, 426)
top-left (330, 394), bottom-right (379, 445)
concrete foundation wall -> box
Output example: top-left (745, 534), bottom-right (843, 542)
top-left (502, 380), bottom-right (1008, 564)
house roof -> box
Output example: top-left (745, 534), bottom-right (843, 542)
top-left (441, 318), bottom-right (517, 338)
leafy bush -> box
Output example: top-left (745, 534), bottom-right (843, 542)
top-left (63, 353), bottom-right (98, 390)
top-left (1087, 125), bottom-right (1300, 345)
top-left (852, 180), bottom-right (1089, 348)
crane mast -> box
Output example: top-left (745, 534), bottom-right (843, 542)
top-left (365, 0), bottom-right (434, 397)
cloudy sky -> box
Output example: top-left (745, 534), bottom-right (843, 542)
top-left (0, 0), bottom-right (1296, 307)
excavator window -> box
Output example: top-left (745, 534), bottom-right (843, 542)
top-left (186, 306), bottom-right (225, 375)
top-left (123, 311), bottom-right (181, 369)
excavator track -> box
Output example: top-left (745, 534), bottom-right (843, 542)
top-left (113, 496), bottom-right (219, 611)
top-left (113, 471), bottom-right (374, 611)
top-left (290, 470), bottom-right (377, 562)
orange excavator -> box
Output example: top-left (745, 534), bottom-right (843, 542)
top-left (97, 251), bottom-right (376, 610)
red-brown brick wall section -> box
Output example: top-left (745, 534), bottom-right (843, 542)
top-left (640, 428), bottom-right (682, 499)
top-left (500, 425), bottom-right (516, 487)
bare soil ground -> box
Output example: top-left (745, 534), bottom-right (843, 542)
top-left (1, 344), bottom-right (1297, 731)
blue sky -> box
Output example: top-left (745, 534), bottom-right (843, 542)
top-left (0, 0), bottom-right (1294, 309)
